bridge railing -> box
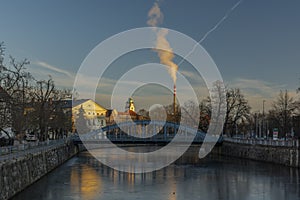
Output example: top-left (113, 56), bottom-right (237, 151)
top-left (224, 137), bottom-right (299, 148)
top-left (0, 138), bottom-right (70, 162)
top-left (72, 130), bottom-right (221, 144)
top-left (71, 120), bottom-right (225, 144)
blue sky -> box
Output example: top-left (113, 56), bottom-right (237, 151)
top-left (0, 0), bottom-right (299, 111)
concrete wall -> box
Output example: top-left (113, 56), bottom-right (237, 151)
top-left (215, 141), bottom-right (300, 167)
top-left (0, 141), bottom-right (78, 200)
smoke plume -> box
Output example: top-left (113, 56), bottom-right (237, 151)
top-left (147, 2), bottom-right (178, 83)
top-left (147, 2), bottom-right (163, 27)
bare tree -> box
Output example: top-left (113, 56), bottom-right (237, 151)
top-left (198, 98), bottom-right (211, 132)
top-left (50, 89), bottom-right (72, 139)
top-left (30, 77), bottom-right (59, 140)
top-left (163, 104), bottom-right (181, 123)
top-left (0, 43), bottom-right (73, 143)
top-left (0, 43), bottom-right (33, 140)
top-left (0, 42), bottom-right (4, 67)
top-left (269, 90), bottom-right (297, 138)
top-left (181, 100), bottom-right (200, 128)
top-left (223, 88), bottom-right (251, 136)
top-left (137, 109), bottom-right (149, 120)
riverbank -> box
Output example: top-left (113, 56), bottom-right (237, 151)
top-left (11, 146), bottom-right (300, 200)
top-left (214, 139), bottom-right (300, 168)
top-left (0, 140), bottom-right (78, 200)
top-left (3, 139), bottom-right (300, 200)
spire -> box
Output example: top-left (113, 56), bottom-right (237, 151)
top-left (125, 97), bottom-right (135, 112)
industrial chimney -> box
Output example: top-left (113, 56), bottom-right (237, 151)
top-left (173, 84), bottom-right (176, 116)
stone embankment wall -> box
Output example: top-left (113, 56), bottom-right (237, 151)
top-left (0, 141), bottom-right (78, 200)
top-left (215, 140), bottom-right (299, 167)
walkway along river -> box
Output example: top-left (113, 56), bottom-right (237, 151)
top-left (11, 145), bottom-right (300, 200)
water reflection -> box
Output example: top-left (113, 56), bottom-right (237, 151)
top-left (70, 164), bottom-right (102, 199)
top-left (12, 146), bottom-right (300, 200)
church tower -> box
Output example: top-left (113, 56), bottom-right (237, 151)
top-left (125, 97), bottom-right (135, 112)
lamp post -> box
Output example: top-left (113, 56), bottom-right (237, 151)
top-left (255, 113), bottom-right (258, 138)
top-left (262, 100), bottom-right (266, 139)
top-left (263, 100), bottom-right (265, 116)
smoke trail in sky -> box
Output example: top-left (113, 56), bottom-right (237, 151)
top-left (177, 0), bottom-right (244, 67)
top-left (199, 0), bottom-right (243, 44)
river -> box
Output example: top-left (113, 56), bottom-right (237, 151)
top-left (12, 146), bottom-right (300, 200)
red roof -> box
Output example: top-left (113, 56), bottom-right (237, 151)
top-left (118, 110), bottom-right (138, 116)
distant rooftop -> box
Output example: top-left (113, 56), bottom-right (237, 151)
top-left (72, 99), bottom-right (90, 107)
top-left (72, 99), bottom-right (107, 109)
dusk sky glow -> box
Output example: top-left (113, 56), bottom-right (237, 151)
top-left (0, 0), bottom-right (299, 111)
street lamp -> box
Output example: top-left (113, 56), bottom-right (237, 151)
top-left (262, 100), bottom-right (266, 139)
top-left (263, 100), bottom-right (266, 116)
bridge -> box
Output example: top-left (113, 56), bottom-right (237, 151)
top-left (72, 120), bottom-right (223, 145)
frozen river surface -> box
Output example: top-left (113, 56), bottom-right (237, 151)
top-left (12, 146), bottom-right (300, 200)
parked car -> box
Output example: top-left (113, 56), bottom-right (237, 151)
top-left (0, 128), bottom-right (15, 146)
top-left (25, 132), bottom-right (38, 142)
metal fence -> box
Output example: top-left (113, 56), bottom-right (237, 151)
top-left (224, 137), bottom-right (300, 148)
top-left (0, 139), bottom-right (69, 162)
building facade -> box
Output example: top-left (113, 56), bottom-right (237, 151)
top-left (72, 99), bottom-right (107, 132)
